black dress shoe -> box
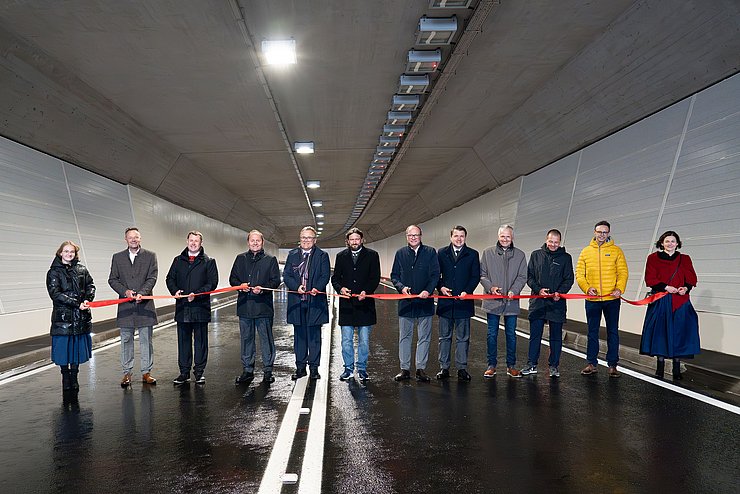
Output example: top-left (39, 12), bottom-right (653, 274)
top-left (436, 368), bottom-right (450, 380)
top-left (263, 371), bottom-right (275, 384)
top-left (291, 368), bottom-right (307, 381)
top-left (235, 371), bottom-right (254, 385)
top-left (309, 368), bottom-right (321, 380)
top-left (415, 369), bottom-right (431, 383)
top-left (457, 369), bottom-right (472, 382)
top-left (394, 369), bottom-right (411, 381)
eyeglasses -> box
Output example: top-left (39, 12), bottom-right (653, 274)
top-left (300, 236), bottom-right (317, 241)
top-left (406, 233), bottom-right (421, 238)
top-left (595, 230), bottom-right (610, 235)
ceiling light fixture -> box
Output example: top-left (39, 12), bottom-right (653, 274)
top-left (398, 74), bottom-right (430, 94)
top-left (311, 200), bottom-right (323, 207)
top-left (387, 111), bottom-right (413, 125)
top-left (383, 124), bottom-right (407, 137)
top-left (294, 141), bottom-right (315, 154)
top-left (392, 94), bottom-right (421, 111)
top-left (306, 180), bottom-right (321, 189)
top-left (416, 16), bottom-right (458, 45)
top-left (315, 213), bottom-right (325, 218)
top-left (262, 39), bottom-right (297, 65)
top-left (429, 0), bottom-right (472, 8)
top-left (379, 136), bottom-right (401, 147)
top-left (317, 221), bottom-right (325, 226)
top-left (406, 49), bottom-right (442, 72)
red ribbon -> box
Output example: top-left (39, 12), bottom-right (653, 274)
top-left (87, 284), bottom-right (667, 308)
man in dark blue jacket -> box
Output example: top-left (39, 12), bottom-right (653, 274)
top-left (521, 229), bottom-right (574, 378)
top-left (436, 226), bottom-right (480, 382)
top-left (229, 230), bottom-right (281, 385)
top-left (283, 226), bottom-right (330, 380)
top-left (390, 225), bottom-right (440, 382)
top-left (165, 231), bottom-right (219, 385)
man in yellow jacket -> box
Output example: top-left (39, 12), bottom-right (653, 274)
top-left (576, 220), bottom-right (629, 377)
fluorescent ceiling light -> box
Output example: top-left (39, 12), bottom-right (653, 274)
top-left (383, 124), bottom-right (407, 137)
top-left (399, 75), bottom-right (430, 94)
top-left (316, 213), bottom-right (325, 218)
top-left (294, 141), bottom-right (314, 154)
top-left (392, 94), bottom-right (421, 111)
top-left (317, 221), bottom-right (325, 226)
top-left (306, 180), bottom-right (321, 189)
top-left (417, 16), bottom-right (458, 45)
top-left (311, 200), bottom-right (323, 207)
top-left (379, 136), bottom-right (401, 147)
top-left (406, 49), bottom-right (442, 72)
top-left (376, 147), bottom-right (395, 157)
top-left (430, 0), bottom-right (472, 8)
top-left (262, 39), bottom-right (297, 65)
top-left (387, 111), bottom-right (413, 125)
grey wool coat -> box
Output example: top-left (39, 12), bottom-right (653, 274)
top-left (108, 248), bottom-right (159, 327)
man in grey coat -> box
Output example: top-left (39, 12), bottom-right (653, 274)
top-left (109, 227), bottom-right (159, 387)
top-left (479, 224), bottom-right (527, 378)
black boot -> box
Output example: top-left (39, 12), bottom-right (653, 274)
top-left (60, 366), bottom-right (72, 391)
top-left (70, 364), bottom-right (80, 390)
top-left (672, 359), bottom-right (683, 380)
top-left (655, 358), bottom-right (665, 379)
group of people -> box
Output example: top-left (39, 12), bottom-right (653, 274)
top-left (45, 220), bottom-right (700, 394)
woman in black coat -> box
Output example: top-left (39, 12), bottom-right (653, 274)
top-left (46, 240), bottom-right (95, 392)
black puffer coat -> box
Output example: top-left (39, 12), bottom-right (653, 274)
top-left (46, 256), bottom-right (95, 336)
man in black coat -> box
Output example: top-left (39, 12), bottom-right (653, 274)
top-left (229, 230), bottom-right (281, 385)
top-left (331, 228), bottom-right (381, 383)
top-left (436, 226), bottom-right (480, 382)
top-left (521, 229), bottom-right (574, 378)
top-left (166, 231), bottom-right (219, 385)
top-left (390, 225), bottom-right (440, 382)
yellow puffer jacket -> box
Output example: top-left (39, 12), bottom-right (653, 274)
top-left (576, 238), bottom-right (628, 301)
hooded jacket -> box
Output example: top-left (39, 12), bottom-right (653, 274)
top-left (527, 244), bottom-right (574, 322)
top-left (46, 256), bottom-right (95, 336)
top-left (576, 237), bottom-right (628, 301)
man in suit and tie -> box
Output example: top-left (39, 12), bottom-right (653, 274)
top-left (436, 225), bottom-right (480, 382)
top-left (331, 228), bottom-right (381, 383)
top-left (108, 227), bottom-right (159, 387)
top-left (283, 226), bottom-right (330, 380)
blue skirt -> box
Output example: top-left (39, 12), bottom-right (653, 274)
top-left (51, 334), bottom-right (93, 366)
top-left (640, 294), bottom-right (700, 358)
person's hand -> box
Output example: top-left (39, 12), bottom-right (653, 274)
top-left (298, 285), bottom-right (306, 294)
top-left (135, 293), bottom-right (143, 303)
top-left (677, 286), bottom-right (687, 296)
top-left (419, 290), bottom-right (430, 299)
top-left (507, 291), bottom-right (515, 298)
top-left (611, 289), bottom-right (622, 298)
top-left (490, 286), bottom-right (502, 295)
top-left (358, 290), bottom-right (367, 301)
top-left (187, 292), bottom-right (195, 302)
top-left (587, 287), bottom-right (598, 296)
top-left (252, 286), bottom-right (262, 295)
top-left (80, 300), bottom-right (90, 310)
top-left (125, 289), bottom-right (136, 298)
top-left (340, 287), bottom-right (351, 297)
top-left (240, 283), bottom-right (251, 293)
top-left (539, 288), bottom-right (550, 296)
top-left (553, 292), bottom-right (561, 302)
top-left (459, 291), bottom-right (467, 298)
top-left (401, 287), bottom-right (411, 295)
top-left (440, 287), bottom-right (452, 296)
top-left (666, 285), bottom-right (679, 294)
top-left (309, 287), bottom-right (319, 296)
top-left (175, 289), bottom-right (184, 298)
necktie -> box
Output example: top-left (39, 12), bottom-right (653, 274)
top-left (454, 249), bottom-right (459, 260)
top-left (299, 252), bottom-right (309, 300)
top-left (352, 251), bottom-right (359, 265)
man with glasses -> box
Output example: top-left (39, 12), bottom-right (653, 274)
top-left (576, 220), bottom-right (629, 377)
top-left (390, 225), bottom-right (440, 382)
top-left (283, 226), bottom-right (330, 380)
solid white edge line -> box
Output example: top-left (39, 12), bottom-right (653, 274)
top-left (471, 315), bottom-right (740, 416)
top-left (297, 290), bottom-right (334, 493)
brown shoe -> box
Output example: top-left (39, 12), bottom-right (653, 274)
top-left (608, 366), bottom-right (621, 378)
top-left (120, 373), bottom-right (132, 388)
top-left (580, 364), bottom-right (598, 375)
top-left (142, 373), bottom-right (157, 384)
top-left (483, 366), bottom-right (496, 378)
top-left (507, 367), bottom-right (522, 378)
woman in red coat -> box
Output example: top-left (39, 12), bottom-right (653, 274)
top-left (640, 231), bottom-right (700, 380)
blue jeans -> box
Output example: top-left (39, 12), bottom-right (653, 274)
top-left (340, 326), bottom-right (372, 371)
top-left (527, 319), bottom-right (563, 368)
top-left (585, 299), bottom-right (621, 367)
top-left (486, 313), bottom-right (518, 368)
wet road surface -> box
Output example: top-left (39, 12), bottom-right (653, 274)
top-left (1, 287), bottom-right (739, 493)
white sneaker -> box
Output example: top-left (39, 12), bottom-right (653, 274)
top-left (521, 365), bottom-right (537, 376)
top-left (549, 367), bottom-right (560, 378)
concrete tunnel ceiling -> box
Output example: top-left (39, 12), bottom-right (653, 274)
top-left (0, 0), bottom-right (739, 248)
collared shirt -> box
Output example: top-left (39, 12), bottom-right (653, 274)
top-left (128, 247), bottom-right (140, 264)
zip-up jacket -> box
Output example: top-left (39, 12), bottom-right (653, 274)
top-left (576, 237), bottom-right (628, 301)
top-left (229, 249), bottom-right (281, 319)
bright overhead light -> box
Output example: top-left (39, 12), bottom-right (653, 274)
top-left (392, 94), bottom-right (421, 111)
top-left (416, 16), bottom-right (458, 45)
top-left (387, 111), bottom-right (413, 125)
top-left (406, 49), bottom-right (442, 73)
top-left (379, 136), bottom-right (401, 147)
top-left (399, 74), bottom-right (430, 94)
top-left (316, 213), bottom-right (325, 218)
top-left (430, 0), bottom-right (472, 8)
top-left (294, 141), bottom-right (314, 154)
top-left (376, 147), bottom-right (395, 157)
top-left (317, 227), bottom-right (324, 231)
top-left (311, 200), bottom-right (323, 207)
top-left (317, 221), bottom-right (325, 225)
top-left (383, 124), bottom-right (407, 137)
top-left (262, 39), bottom-right (297, 65)
top-left (306, 180), bottom-right (321, 189)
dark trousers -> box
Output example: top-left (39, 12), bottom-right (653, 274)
top-left (177, 322), bottom-right (209, 376)
top-left (293, 302), bottom-right (322, 370)
top-left (585, 299), bottom-right (621, 367)
top-left (239, 317), bottom-right (275, 372)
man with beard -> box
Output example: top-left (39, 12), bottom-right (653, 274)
top-left (331, 228), bottom-right (381, 383)
top-left (166, 231), bottom-right (219, 385)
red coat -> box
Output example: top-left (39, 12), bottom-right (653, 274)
top-left (644, 251), bottom-right (697, 312)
